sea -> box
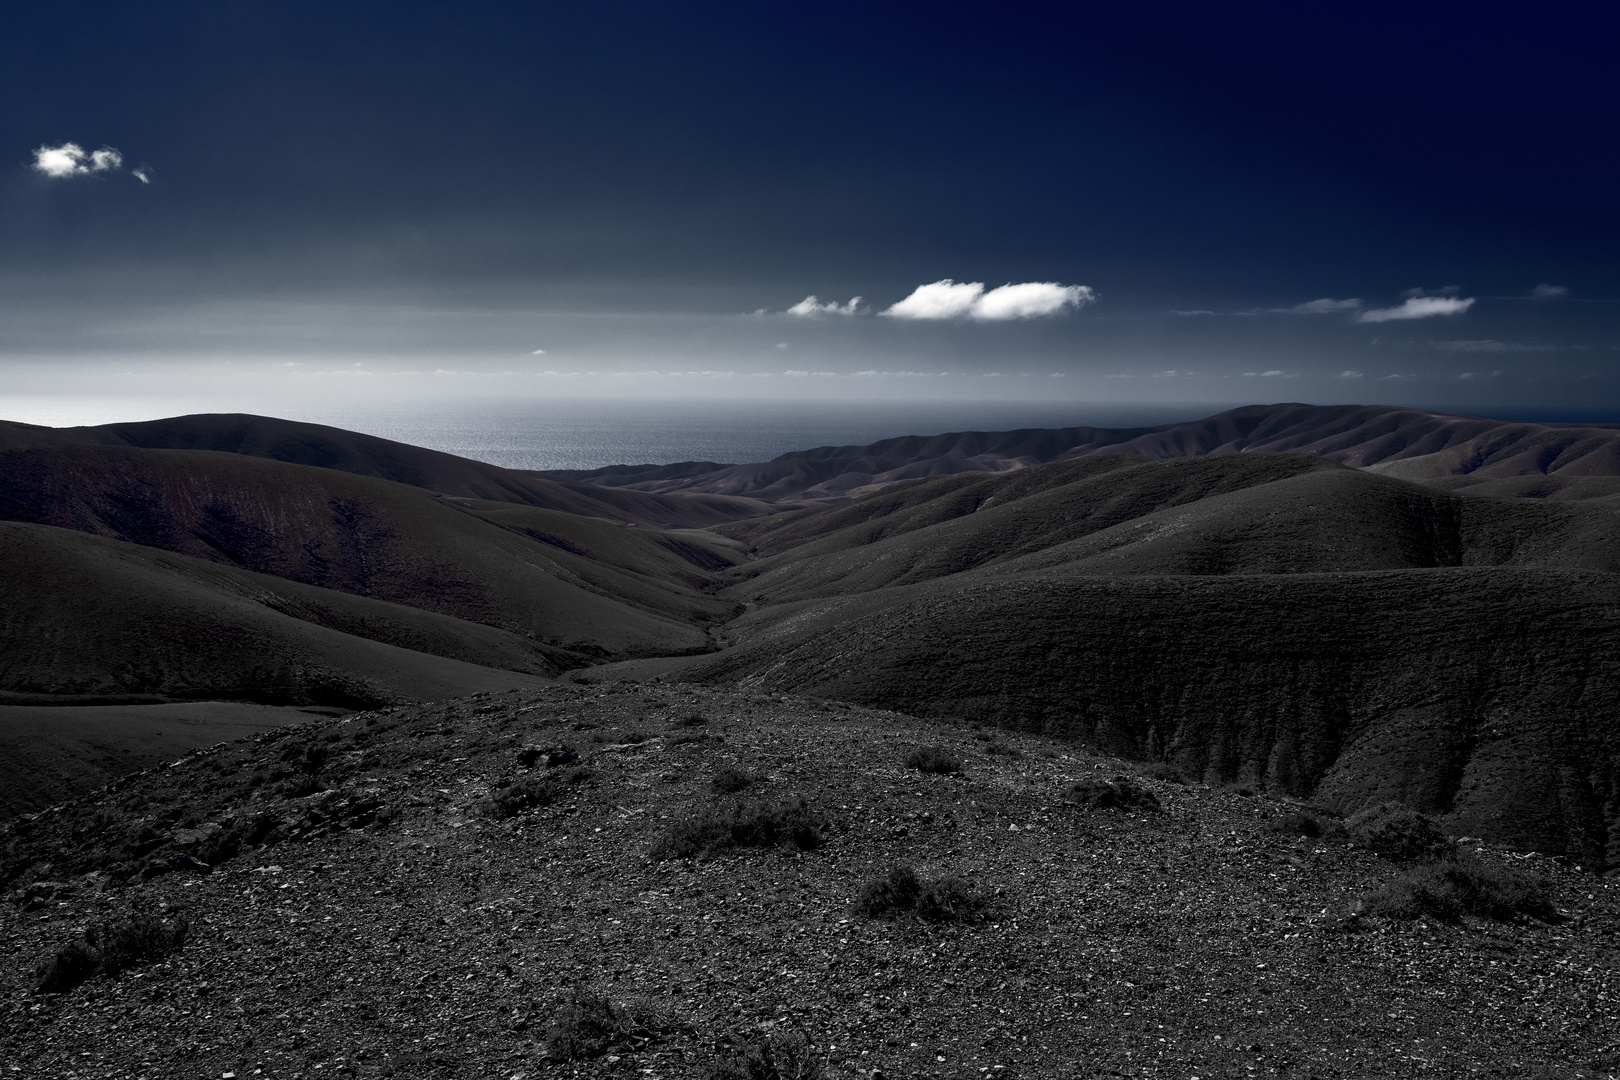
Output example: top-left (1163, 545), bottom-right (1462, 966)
top-left (0, 397), bottom-right (1231, 472)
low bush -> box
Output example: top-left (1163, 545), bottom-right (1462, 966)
top-left (486, 775), bottom-right (560, 818)
top-left (651, 797), bottom-right (826, 860)
top-left (709, 1027), bottom-right (825, 1080)
top-left (1347, 802), bottom-right (1454, 862)
top-left (545, 985), bottom-right (678, 1061)
top-left (673, 712), bottom-right (709, 728)
top-left (1140, 762), bottom-right (1187, 785)
top-left (904, 747), bottom-right (963, 775)
top-left (1065, 777), bottom-right (1161, 812)
top-left (711, 766), bottom-right (758, 794)
top-left (37, 911), bottom-right (190, 994)
top-left (854, 863), bottom-right (990, 924)
top-left (1362, 855), bottom-right (1559, 924)
top-left (1271, 809), bottom-right (1345, 841)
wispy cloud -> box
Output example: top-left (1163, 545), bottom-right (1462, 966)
top-left (785, 295), bottom-right (861, 317)
top-left (1530, 283), bottom-right (1568, 299)
top-left (1357, 295), bottom-right (1475, 323)
top-left (882, 279), bottom-right (1095, 321)
top-left (1381, 373), bottom-right (1418, 381)
top-left (1457, 370), bottom-right (1503, 381)
top-left (1432, 339), bottom-right (1548, 353)
top-left (1242, 369), bottom-right (1296, 378)
top-left (1334, 370), bottom-right (1364, 379)
top-left (530, 348), bottom-right (547, 355)
top-left (33, 142), bottom-right (125, 178)
top-left (1272, 298), bottom-right (1362, 315)
top-left (132, 167), bottom-right (151, 184)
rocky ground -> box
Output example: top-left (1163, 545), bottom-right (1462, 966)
top-left (3, 682), bottom-right (1616, 1079)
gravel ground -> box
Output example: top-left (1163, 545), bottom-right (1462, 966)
top-left (3, 682), bottom-right (1616, 1079)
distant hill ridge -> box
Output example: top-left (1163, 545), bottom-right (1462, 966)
top-left (547, 403), bottom-right (1620, 502)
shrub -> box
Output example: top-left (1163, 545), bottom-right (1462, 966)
top-left (486, 775), bottom-right (560, 819)
top-left (1362, 855), bottom-right (1559, 924)
top-left (853, 864), bottom-right (922, 917)
top-left (545, 985), bottom-right (678, 1061)
top-left (1140, 762), bottom-right (1186, 785)
top-left (711, 766), bottom-right (758, 794)
top-left (1271, 810), bottom-right (1345, 841)
top-left (36, 911), bottom-right (190, 994)
top-left (982, 739), bottom-right (1022, 758)
top-left (854, 863), bottom-right (989, 924)
top-left (904, 747), bottom-right (963, 775)
top-left (1347, 802), bottom-right (1454, 862)
top-left (651, 797), bottom-right (825, 861)
top-left (1065, 777), bottom-right (1161, 812)
top-left (709, 1028), bottom-right (825, 1080)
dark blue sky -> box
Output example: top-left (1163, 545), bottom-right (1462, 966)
top-left (4, 1), bottom-right (1619, 416)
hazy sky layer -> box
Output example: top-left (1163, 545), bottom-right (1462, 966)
top-left (4, 2), bottom-right (1620, 418)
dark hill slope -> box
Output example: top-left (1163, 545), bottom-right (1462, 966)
top-left (0, 444), bottom-right (734, 658)
top-left (715, 456), bottom-right (1620, 604)
top-left (548, 403), bottom-right (1620, 502)
top-left (0, 521), bottom-right (554, 706)
top-left (0, 413), bottom-right (767, 527)
top-left (680, 567), bottom-right (1620, 868)
top-left (2, 684), bottom-right (1611, 1079)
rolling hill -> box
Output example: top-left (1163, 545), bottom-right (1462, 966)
top-left (550, 403), bottom-right (1620, 503)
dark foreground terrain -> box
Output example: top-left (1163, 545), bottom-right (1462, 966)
top-left (4, 683), bottom-right (1615, 1079)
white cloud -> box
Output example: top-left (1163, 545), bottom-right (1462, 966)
top-left (971, 282), bottom-right (1095, 320)
top-left (881, 279), bottom-right (1095, 321)
top-left (1278, 298), bottom-right (1362, 315)
top-left (774, 342), bottom-right (788, 349)
top-left (132, 167), bottom-right (151, 184)
top-left (1381, 373), bottom-right (1418, 381)
top-left (530, 348), bottom-right (547, 355)
top-left (1242, 369), bottom-right (1294, 378)
top-left (1530, 283), bottom-right (1569, 299)
top-left (785, 295), bottom-right (861, 317)
top-left (783, 370), bottom-right (810, 377)
top-left (33, 142), bottom-right (125, 178)
top-left (1334, 370), bottom-right (1364, 379)
top-left (1357, 296), bottom-right (1475, 323)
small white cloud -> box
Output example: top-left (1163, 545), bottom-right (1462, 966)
top-left (33, 142), bottom-right (125, 178)
top-left (881, 279), bottom-right (1094, 320)
top-left (1334, 370), bottom-right (1364, 379)
top-left (132, 167), bottom-right (151, 184)
top-left (1242, 369), bottom-right (1293, 378)
top-left (774, 342), bottom-right (788, 349)
top-left (1280, 298), bottom-right (1362, 315)
top-left (1530, 283), bottom-right (1569, 299)
top-left (1357, 296), bottom-right (1475, 323)
top-left (1049, 372), bottom-right (1065, 377)
top-left (1381, 373), bottom-right (1418, 381)
top-left (1457, 370), bottom-right (1503, 381)
top-left (971, 282), bottom-right (1095, 320)
top-left (530, 348), bottom-right (547, 355)
top-left (1105, 373), bottom-right (1134, 379)
top-left (882, 279), bottom-right (985, 320)
top-left (785, 295), bottom-right (861, 317)
top-left (783, 370), bottom-right (810, 377)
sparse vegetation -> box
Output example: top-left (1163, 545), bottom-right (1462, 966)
top-left (854, 863), bottom-right (990, 924)
top-left (485, 766), bottom-right (591, 819)
top-left (544, 984), bottom-right (679, 1061)
top-left (708, 1027), bottom-right (826, 1080)
top-left (1362, 854), bottom-right (1559, 923)
top-left (36, 910), bottom-right (190, 994)
top-left (1271, 809), bottom-right (1345, 841)
top-left (1140, 762), bottom-right (1187, 784)
top-left (711, 766), bottom-right (758, 794)
top-left (672, 712), bottom-right (708, 728)
top-left (1065, 776), bottom-right (1161, 812)
top-left (904, 747), bottom-right (963, 775)
top-left (651, 797), bottom-right (826, 860)
top-left (1347, 802), bottom-right (1455, 862)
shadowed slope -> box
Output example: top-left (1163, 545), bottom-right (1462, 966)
top-left (681, 566), bottom-right (1620, 869)
top-left (716, 455), bottom-right (1620, 604)
top-left (0, 521), bottom-right (555, 707)
top-left (0, 414), bottom-right (768, 527)
top-left (0, 444), bottom-right (734, 658)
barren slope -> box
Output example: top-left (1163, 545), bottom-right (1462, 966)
top-left (2, 684), bottom-right (1613, 1079)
